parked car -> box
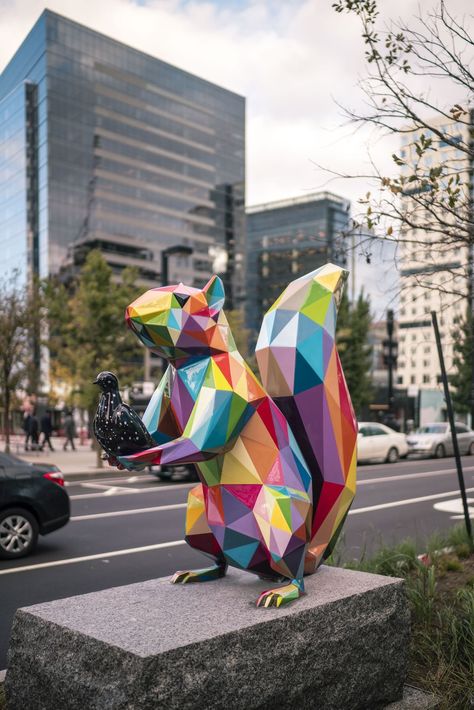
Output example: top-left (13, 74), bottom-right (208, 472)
top-left (149, 463), bottom-right (199, 483)
top-left (406, 422), bottom-right (474, 458)
top-left (0, 452), bottom-right (70, 559)
top-left (357, 422), bottom-right (408, 463)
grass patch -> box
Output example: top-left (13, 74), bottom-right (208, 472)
top-left (327, 524), bottom-right (474, 708)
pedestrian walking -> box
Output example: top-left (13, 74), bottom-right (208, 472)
top-left (30, 412), bottom-right (40, 450)
top-left (40, 410), bottom-right (55, 451)
top-left (23, 412), bottom-right (32, 451)
top-left (63, 411), bottom-right (76, 451)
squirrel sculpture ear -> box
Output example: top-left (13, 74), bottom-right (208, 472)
top-left (203, 275), bottom-right (225, 313)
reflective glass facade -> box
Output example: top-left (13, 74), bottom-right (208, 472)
top-left (0, 11), bottom-right (245, 300)
top-left (246, 192), bottom-right (350, 339)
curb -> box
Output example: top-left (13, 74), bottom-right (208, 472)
top-left (63, 469), bottom-right (142, 481)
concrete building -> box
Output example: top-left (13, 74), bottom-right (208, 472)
top-left (396, 115), bottom-right (471, 390)
top-left (350, 231), bottom-right (398, 320)
top-left (0, 10), bottom-right (245, 302)
top-left (245, 192), bottom-right (350, 340)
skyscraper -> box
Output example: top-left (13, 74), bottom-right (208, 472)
top-left (245, 192), bottom-right (350, 339)
top-left (0, 10), bottom-right (245, 301)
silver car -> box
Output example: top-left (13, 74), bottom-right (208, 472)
top-left (406, 422), bottom-right (474, 458)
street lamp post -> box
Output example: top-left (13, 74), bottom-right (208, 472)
top-left (382, 309), bottom-right (398, 416)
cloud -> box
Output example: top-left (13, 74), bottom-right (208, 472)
top-left (0, 0), bottom-right (471, 210)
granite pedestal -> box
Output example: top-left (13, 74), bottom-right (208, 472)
top-left (6, 566), bottom-right (410, 709)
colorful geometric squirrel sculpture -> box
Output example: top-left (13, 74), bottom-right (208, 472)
top-left (114, 263), bottom-right (357, 607)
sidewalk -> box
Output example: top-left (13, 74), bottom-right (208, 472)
top-left (4, 436), bottom-right (108, 477)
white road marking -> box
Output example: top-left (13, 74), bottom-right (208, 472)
top-left (360, 459), bottom-right (474, 473)
top-left (103, 486), bottom-right (137, 496)
top-left (433, 498), bottom-right (474, 519)
top-left (79, 482), bottom-right (139, 492)
top-left (0, 540), bottom-right (187, 576)
top-left (350, 487), bottom-right (474, 515)
top-left (358, 466), bottom-right (474, 486)
top-left (4, 486), bottom-right (474, 577)
top-left (67, 467), bottom-right (474, 500)
top-left (69, 482), bottom-right (195, 500)
top-left (71, 503), bottom-right (187, 521)
top-left (65, 475), bottom-right (157, 486)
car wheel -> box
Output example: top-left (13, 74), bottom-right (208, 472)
top-left (386, 447), bottom-right (399, 464)
top-left (0, 508), bottom-right (39, 559)
top-left (434, 444), bottom-right (446, 459)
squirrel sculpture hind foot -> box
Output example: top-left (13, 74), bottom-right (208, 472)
top-left (170, 562), bottom-right (227, 584)
top-left (256, 579), bottom-right (305, 608)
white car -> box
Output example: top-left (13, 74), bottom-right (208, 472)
top-left (406, 422), bottom-right (474, 458)
top-left (357, 422), bottom-right (408, 463)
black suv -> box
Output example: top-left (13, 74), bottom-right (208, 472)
top-left (0, 452), bottom-right (70, 559)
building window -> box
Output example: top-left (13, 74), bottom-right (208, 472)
top-left (410, 375), bottom-right (416, 384)
top-left (424, 346), bottom-right (431, 354)
top-left (423, 375), bottom-right (430, 383)
top-left (397, 375), bottom-right (404, 384)
top-left (423, 359), bottom-right (429, 367)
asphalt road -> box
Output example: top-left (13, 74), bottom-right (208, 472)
top-left (1, 455), bottom-right (474, 669)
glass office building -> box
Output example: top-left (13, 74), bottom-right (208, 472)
top-left (246, 192), bottom-right (350, 339)
top-left (0, 10), bottom-right (245, 302)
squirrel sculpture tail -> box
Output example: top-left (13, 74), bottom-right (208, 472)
top-left (255, 263), bottom-right (358, 573)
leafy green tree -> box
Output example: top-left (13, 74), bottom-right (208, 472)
top-left (336, 290), bottom-right (373, 416)
top-left (46, 250), bottom-right (143, 464)
top-left (450, 310), bottom-right (472, 415)
top-left (0, 274), bottom-right (32, 452)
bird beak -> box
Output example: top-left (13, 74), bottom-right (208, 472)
top-left (92, 379), bottom-right (98, 385)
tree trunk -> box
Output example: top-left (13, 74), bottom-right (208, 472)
top-left (95, 441), bottom-right (103, 469)
top-left (88, 407), bottom-right (103, 468)
top-left (4, 389), bottom-right (10, 454)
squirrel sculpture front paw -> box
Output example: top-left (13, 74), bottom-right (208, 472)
top-left (170, 563), bottom-right (227, 584)
top-left (256, 579), bottom-right (305, 608)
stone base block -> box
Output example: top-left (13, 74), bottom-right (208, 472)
top-left (6, 566), bottom-right (410, 710)
top-left (387, 685), bottom-right (440, 709)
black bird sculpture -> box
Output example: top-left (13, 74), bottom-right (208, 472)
top-left (93, 371), bottom-right (154, 459)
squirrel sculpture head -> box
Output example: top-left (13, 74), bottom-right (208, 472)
top-left (125, 275), bottom-right (234, 362)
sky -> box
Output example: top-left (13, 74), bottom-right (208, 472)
top-left (2, 0), bottom-right (470, 209)
top-left (0, 0), bottom-right (471, 313)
